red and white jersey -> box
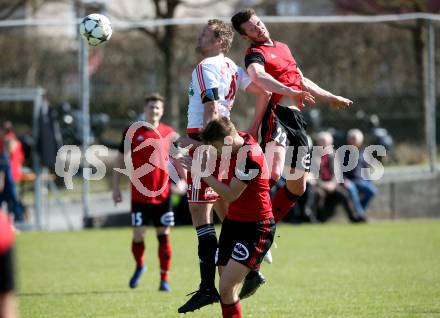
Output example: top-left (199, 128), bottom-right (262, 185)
top-left (187, 54), bottom-right (252, 133)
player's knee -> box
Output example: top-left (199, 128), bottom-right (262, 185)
top-left (286, 180), bottom-right (306, 196)
top-left (219, 280), bottom-right (234, 303)
top-left (132, 231), bottom-right (145, 242)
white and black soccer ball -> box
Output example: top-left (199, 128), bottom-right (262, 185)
top-left (79, 13), bottom-right (112, 46)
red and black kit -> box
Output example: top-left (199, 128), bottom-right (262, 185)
top-left (245, 40), bottom-right (311, 171)
top-left (216, 133), bottom-right (275, 270)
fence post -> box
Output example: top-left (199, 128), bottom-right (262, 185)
top-left (424, 19), bottom-right (437, 173)
top-left (79, 19), bottom-right (91, 227)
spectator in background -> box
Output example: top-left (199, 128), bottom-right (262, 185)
top-left (0, 127), bottom-right (24, 223)
top-left (343, 129), bottom-right (378, 221)
top-left (1, 122), bottom-right (24, 183)
top-left (0, 210), bottom-right (17, 318)
top-left (310, 131), bottom-right (361, 222)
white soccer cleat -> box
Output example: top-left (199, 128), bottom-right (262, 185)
top-left (263, 249), bottom-right (273, 264)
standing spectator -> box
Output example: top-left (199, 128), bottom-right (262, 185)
top-left (112, 93), bottom-right (185, 292)
top-left (0, 210), bottom-right (17, 318)
top-left (311, 132), bottom-right (360, 222)
top-left (343, 129), bottom-right (378, 221)
top-left (0, 127), bottom-right (23, 223)
top-left (1, 122), bottom-right (24, 183)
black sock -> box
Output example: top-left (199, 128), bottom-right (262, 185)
top-left (196, 223), bottom-right (217, 290)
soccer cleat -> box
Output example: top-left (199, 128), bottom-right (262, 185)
top-left (263, 249), bottom-right (273, 264)
top-left (159, 280), bottom-right (171, 292)
top-left (239, 270), bottom-right (266, 300)
top-left (129, 266), bottom-right (146, 289)
top-left (177, 287), bottom-right (220, 313)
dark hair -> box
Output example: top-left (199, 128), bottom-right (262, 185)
top-left (201, 117), bottom-right (237, 144)
top-left (207, 19), bottom-right (234, 53)
top-left (231, 8), bottom-right (255, 35)
top-left (144, 93), bottom-right (165, 105)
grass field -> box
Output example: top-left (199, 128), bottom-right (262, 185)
top-left (16, 220), bottom-right (440, 318)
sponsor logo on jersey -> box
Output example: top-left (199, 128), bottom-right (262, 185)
top-left (232, 242), bottom-right (249, 261)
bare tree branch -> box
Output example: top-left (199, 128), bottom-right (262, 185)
top-left (179, 0), bottom-right (219, 8)
top-left (0, 0), bottom-right (27, 20)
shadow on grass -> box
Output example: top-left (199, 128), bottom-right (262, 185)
top-left (18, 290), bottom-right (131, 297)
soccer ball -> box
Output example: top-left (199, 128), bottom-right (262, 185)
top-left (79, 13), bottom-right (112, 46)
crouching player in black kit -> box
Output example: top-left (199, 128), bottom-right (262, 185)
top-left (180, 118), bottom-right (275, 318)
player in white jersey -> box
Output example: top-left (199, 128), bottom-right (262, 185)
top-left (187, 56), bottom-right (251, 132)
top-left (178, 19), bottom-right (271, 314)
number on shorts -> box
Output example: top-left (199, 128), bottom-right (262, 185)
top-left (274, 127), bottom-right (287, 147)
top-left (132, 212), bottom-right (143, 226)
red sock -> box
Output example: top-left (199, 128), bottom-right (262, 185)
top-left (221, 301), bottom-right (242, 318)
top-left (272, 186), bottom-right (300, 223)
top-left (131, 241), bottom-right (145, 268)
top-left (158, 234), bottom-right (171, 281)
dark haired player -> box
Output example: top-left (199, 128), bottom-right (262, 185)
top-left (113, 93), bottom-right (185, 292)
top-left (231, 8), bottom-right (353, 298)
top-left (180, 117), bottom-right (275, 318)
top-left (231, 8), bottom-right (352, 223)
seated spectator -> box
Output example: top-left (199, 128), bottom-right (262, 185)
top-left (310, 131), bottom-right (362, 223)
top-left (343, 129), bottom-right (378, 221)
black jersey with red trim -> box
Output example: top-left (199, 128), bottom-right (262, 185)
top-left (245, 40), bottom-right (303, 107)
top-left (118, 123), bottom-right (175, 204)
top-left (226, 132), bottom-right (272, 222)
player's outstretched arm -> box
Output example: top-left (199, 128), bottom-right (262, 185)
top-left (178, 155), bottom-right (247, 203)
top-left (301, 75), bottom-right (353, 109)
top-left (244, 82), bottom-right (272, 139)
top-left (247, 63), bottom-right (315, 104)
top-left (203, 176), bottom-right (247, 203)
top-left (112, 152), bottom-right (124, 205)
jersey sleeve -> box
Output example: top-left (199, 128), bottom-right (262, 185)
top-left (237, 66), bottom-right (252, 91)
top-left (196, 63), bottom-right (220, 102)
top-left (245, 48), bottom-right (265, 69)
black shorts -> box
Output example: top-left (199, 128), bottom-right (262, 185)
top-left (261, 105), bottom-right (311, 171)
top-left (131, 198), bottom-right (174, 227)
top-left (0, 248), bottom-right (15, 293)
top-left (217, 217), bottom-right (275, 271)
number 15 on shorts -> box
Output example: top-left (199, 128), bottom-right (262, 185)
top-left (132, 212), bottom-right (143, 226)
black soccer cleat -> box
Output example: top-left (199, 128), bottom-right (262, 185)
top-left (239, 270), bottom-right (266, 300)
top-left (177, 287), bottom-right (220, 313)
